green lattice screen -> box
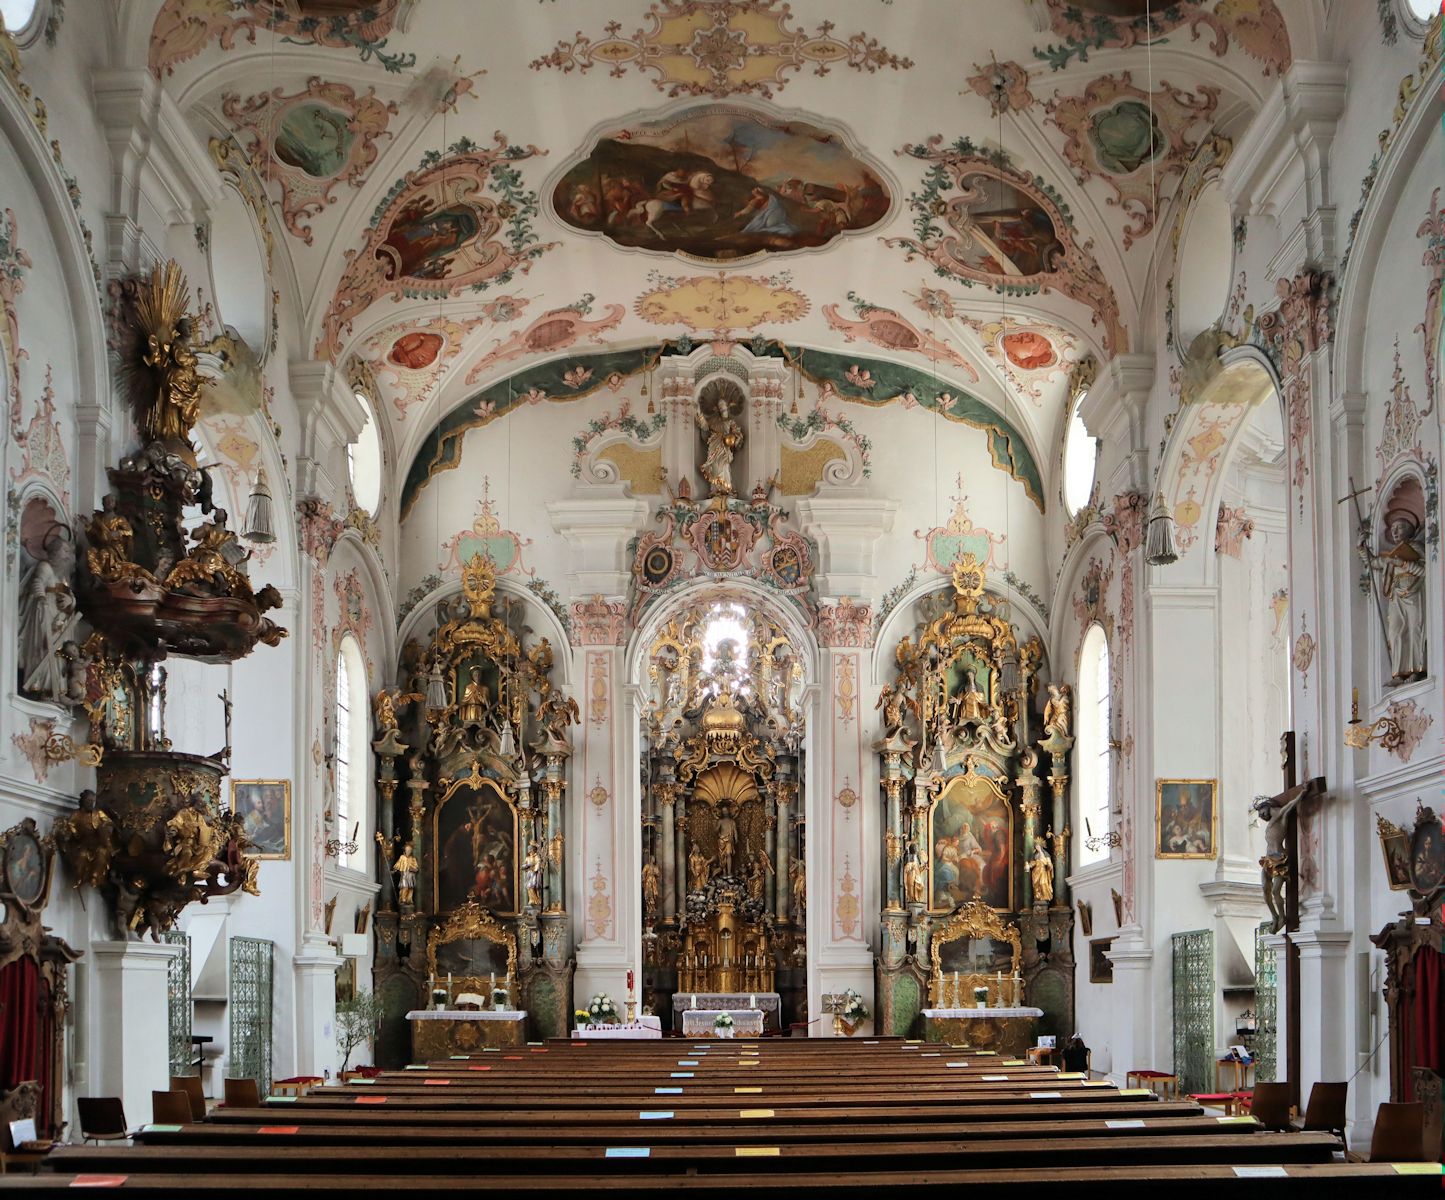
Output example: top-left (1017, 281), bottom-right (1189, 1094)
top-left (162, 930), bottom-right (192, 1077)
top-left (1253, 921), bottom-right (1277, 1083)
top-left (1171, 929), bottom-right (1214, 1094)
top-left (228, 936), bottom-right (274, 1094)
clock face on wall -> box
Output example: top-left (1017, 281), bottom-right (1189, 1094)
top-left (4, 831), bottom-right (45, 908)
top-left (1410, 820), bottom-right (1445, 896)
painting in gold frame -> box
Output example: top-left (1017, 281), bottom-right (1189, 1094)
top-left (433, 775), bottom-right (520, 916)
top-left (926, 766), bottom-right (1013, 912)
top-left (1154, 779), bottom-right (1217, 860)
top-left (230, 780), bottom-right (291, 860)
top-left (1376, 820), bottom-right (1411, 891)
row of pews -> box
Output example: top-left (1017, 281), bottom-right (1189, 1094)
top-left (4, 1038), bottom-right (1433, 1194)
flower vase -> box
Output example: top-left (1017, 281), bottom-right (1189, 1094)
top-left (836, 1016), bottom-right (860, 1037)
top-left (717, 1026), bottom-right (734, 1039)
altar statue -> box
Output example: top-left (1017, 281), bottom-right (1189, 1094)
top-left (384, 840), bottom-right (419, 906)
top-left (902, 844), bottom-right (927, 907)
top-left (697, 392), bottom-right (744, 499)
top-left (688, 841), bottom-right (712, 889)
top-left (18, 528), bottom-right (78, 703)
top-left (1029, 842), bottom-right (1054, 905)
top-left (790, 858), bottom-right (806, 916)
top-left (523, 841), bottom-right (544, 909)
top-left (642, 855), bottom-right (662, 913)
top-left (1043, 682), bottom-right (1073, 737)
top-left (746, 850), bottom-right (772, 902)
top-left (458, 667), bottom-right (490, 727)
top-left (1376, 514), bottom-right (1426, 681)
top-left (956, 669), bottom-right (989, 724)
top-left (716, 800), bottom-right (738, 877)
top-left (1251, 790), bottom-right (1303, 933)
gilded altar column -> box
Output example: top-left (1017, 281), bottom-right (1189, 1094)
top-left (1020, 794), bottom-right (1042, 908)
top-left (658, 780), bottom-right (676, 921)
top-left (774, 781), bottom-right (792, 923)
top-left (883, 770), bottom-right (904, 912)
top-left (762, 784), bottom-right (777, 913)
top-left (540, 741), bottom-right (570, 912)
top-left (1047, 754), bottom-right (1072, 907)
top-left (405, 764), bottom-right (428, 912)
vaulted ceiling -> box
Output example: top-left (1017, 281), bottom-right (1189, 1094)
top-left (150, 0), bottom-right (1294, 483)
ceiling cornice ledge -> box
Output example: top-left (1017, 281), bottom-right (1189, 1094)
top-left (291, 359), bottom-right (366, 503)
top-left (1080, 353), bottom-right (1153, 492)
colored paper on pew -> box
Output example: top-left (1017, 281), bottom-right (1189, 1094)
top-left (1233, 1167), bottom-right (1288, 1178)
top-left (1003, 1060), bottom-right (1026, 1065)
top-left (449, 1056), bottom-right (468, 1060)
top-left (504, 1056), bottom-right (523, 1060)
top-left (1216, 1116), bottom-right (1255, 1124)
top-left (266, 1096), bottom-right (298, 1103)
top-left (258, 1127), bottom-right (300, 1135)
top-left (654, 1088), bottom-right (682, 1094)
top-left (355, 1096), bottom-right (387, 1104)
top-left (982, 1075), bottom-right (1008, 1081)
top-left (1029, 1092), bottom-right (1063, 1098)
top-left (144, 1125), bottom-right (182, 1133)
top-left (734, 1088), bottom-right (762, 1094)
top-left (946, 1062), bottom-right (969, 1068)
top-left (739, 1109), bottom-right (774, 1118)
top-left (467, 1066), bottom-right (491, 1072)
top-left (1081, 1081), bottom-right (1114, 1087)
top-left (677, 1060), bottom-right (699, 1066)
top-left (1392, 1164), bottom-right (1443, 1175)
top-left (735, 1147), bottom-right (780, 1157)
top-left (527, 1042), bottom-right (542, 1046)
top-left (482, 1047), bottom-right (499, 1052)
top-left (921, 1052), bottom-right (941, 1057)
top-left (974, 1051), bottom-right (997, 1056)
top-left (349, 1079), bottom-right (376, 1084)
top-left (864, 1040), bottom-right (879, 1045)
top-left (671, 1073), bottom-right (694, 1078)
top-left (423, 1079), bottom-right (452, 1086)
top-left (1057, 1072), bottom-right (1086, 1079)
top-left (1117, 1088), bottom-right (1153, 1095)
top-left (605, 1148), bottom-right (650, 1158)
top-left (405, 1065), bottom-right (429, 1070)
top-left (68, 1176), bottom-right (128, 1187)
top-left (1105, 1120), bottom-right (1145, 1129)
top-left (638, 1112), bottom-right (674, 1120)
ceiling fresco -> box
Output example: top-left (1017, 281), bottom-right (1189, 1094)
top-left (141, 0), bottom-right (1302, 495)
top-left (552, 105), bottom-right (891, 262)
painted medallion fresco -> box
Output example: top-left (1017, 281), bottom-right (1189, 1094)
top-left (553, 105), bottom-right (891, 262)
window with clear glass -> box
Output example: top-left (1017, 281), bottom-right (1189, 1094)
top-left (1063, 396), bottom-right (1098, 516)
top-left (1075, 623), bottom-right (1112, 866)
top-left (348, 396), bottom-right (382, 516)
top-left (0, 1), bottom-right (38, 36)
top-left (333, 635), bottom-right (367, 870)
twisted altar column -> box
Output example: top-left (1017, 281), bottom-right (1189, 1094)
top-left (774, 782), bottom-right (791, 923)
top-left (763, 785), bottom-right (777, 913)
top-left (883, 770), bottom-right (904, 911)
top-left (405, 771), bottom-right (428, 911)
top-left (541, 747), bottom-right (569, 912)
top-left (674, 788), bottom-right (688, 915)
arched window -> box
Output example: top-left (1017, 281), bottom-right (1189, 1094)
top-left (334, 634), bottom-right (368, 870)
top-left (348, 395), bottom-right (383, 517)
top-left (1062, 396), bottom-right (1098, 516)
top-left (0, 0), bottom-right (39, 39)
top-left (1075, 623), bottom-right (1113, 867)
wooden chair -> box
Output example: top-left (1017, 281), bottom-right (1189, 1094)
top-left (170, 1075), bottom-right (206, 1121)
top-left (1292, 1081), bottom-right (1347, 1147)
top-left (151, 1090), bottom-right (193, 1126)
top-left (1248, 1081), bottom-right (1293, 1131)
top-left (1368, 1101), bottom-right (1425, 1162)
top-left (76, 1097), bottom-right (131, 1143)
top-left (223, 1078), bottom-right (261, 1108)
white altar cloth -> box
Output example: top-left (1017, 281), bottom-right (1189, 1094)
top-left (920, 1007), bottom-right (1044, 1019)
top-left (572, 1016), bottom-right (663, 1039)
top-left (405, 1009), bottom-right (527, 1023)
top-left (681, 1009), bottom-right (764, 1037)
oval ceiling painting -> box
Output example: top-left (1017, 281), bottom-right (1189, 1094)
top-left (553, 104), bottom-right (891, 262)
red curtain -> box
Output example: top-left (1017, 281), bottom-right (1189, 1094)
top-left (1408, 946), bottom-right (1443, 1102)
top-left (0, 957), bottom-right (52, 1135)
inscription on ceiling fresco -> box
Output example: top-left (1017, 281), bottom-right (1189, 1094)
top-left (552, 105), bottom-right (891, 263)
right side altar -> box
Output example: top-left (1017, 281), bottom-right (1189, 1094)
top-left (874, 554), bottom-right (1076, 1044)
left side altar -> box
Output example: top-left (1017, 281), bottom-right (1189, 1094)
top-left (373, 556), bottom-right (579, 1062)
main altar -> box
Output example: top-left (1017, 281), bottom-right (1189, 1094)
top-left (372, 556), bottom-right (580, 1061)
top-left (874, 555), bottom-right (1076, 1041)
top-left (639, 600), bottom-right (807, 1032)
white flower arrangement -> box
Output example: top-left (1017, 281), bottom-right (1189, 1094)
top-left (841, 988), bottom-right (870, 1021)
top-left (587, 992), bottom-right (620, 1024)
top-left (713, 1012), bottom-right (735, 1029)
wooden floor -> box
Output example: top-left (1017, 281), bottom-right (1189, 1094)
top-left (6, 1038), bottom-right (1430, 1195)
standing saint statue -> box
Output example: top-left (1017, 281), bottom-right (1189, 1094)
top-left (1373, 514), bottom-right (1426, 681)
top-left (901, 843), bottom-right (927, 907)
top-left (523, 841), bottom-right (544, 909)
top-left (18, 529), bottom-right (78, 703)
top-left (688, 840), bottom-right (712, 890)
top-left (642, 855), bottom-right (662, 914)
top-left (1028, 842), bottom-right (1054, 905)
top-left (697, 391), bottom-right (744, 499)
top-left (716, 800), bottom-right (738, 877)
top-left (388, 841), bottom-right (419, 907)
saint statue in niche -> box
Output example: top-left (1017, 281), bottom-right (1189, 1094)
top-left (954, 668), bottom-right (989, 724)
top-left (458, 667), bottom-right (490, 727)
top-left (18, 527), bottom-right (78, 703)
top-left (688, 841), bottom-right (712, 890)
top-left (523, 841), bottom-right (543, 909)
top-left (716, 800), bottom-right (739, 877)
top-left (1375, 513), bottom-right (1426, 682)
top-left (1029, 842), bottom-right (1054, 905)
top-left (697, 386), bottom-right (744, 499)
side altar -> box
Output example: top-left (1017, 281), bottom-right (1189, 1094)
top-left (671, 992), bottom-right (782, 1034)
top-left (874, 556), bottom-right (1076, 1042)
top-left (372, 557), bottom-right (580, 1062)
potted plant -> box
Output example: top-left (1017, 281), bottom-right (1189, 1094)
top-left (713, 1012), bottom-right (735, 1039)
top-left (973, 985), bottom-right (989, 1009)
top-left (574, 1008), bottom-right (590, 1031)
top-left (336, 990), bottom-right (387, 1077)
top-left (836, 989), bottom-right (870, 1036)
top-left (587, 992), bottom-right (620, 1025)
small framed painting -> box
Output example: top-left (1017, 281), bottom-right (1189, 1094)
top-left (230, 780), bottom-right (291, 860)
top-left (1155, 779), bottom-right (1217, 860)
top-left (1377, 821), bottom-right (1412, 891)
top-left (1089, 938), bottom-right (1115, 984)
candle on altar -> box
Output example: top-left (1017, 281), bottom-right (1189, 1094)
top-left (691, 993), bottom-right (698, 1010)
top-left (490, 971), bottom-right (496, 995)
top-left (748, 993), bottom-right (756, 1009)
top-left (1351, 686), bottom-right (1360, 721)
top-left (627, 969), bottom-right (634, 995)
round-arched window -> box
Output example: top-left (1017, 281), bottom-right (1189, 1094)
top-left (1062, 397), bottom-right (1098, 516)
top-left (349, 396), bottom-right (382, 516)
top-left (0, 0), bottom-right (39, 38)
top-left (1175, 181), bottom-right (1233, 346)
top-left (1075, 623), bottom-right (1112, 867)
top-left (1405, 0), bottom-right (1437, 19)
top-left (333, 634), bottom-right (369, 871)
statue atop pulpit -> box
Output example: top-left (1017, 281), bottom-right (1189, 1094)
top-left (697, 380), bottom-right (745, 500)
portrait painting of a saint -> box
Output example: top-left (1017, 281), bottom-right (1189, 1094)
top-left (435, 781), bottom-right (518, 914)
top-left (1155, 779), bottom-right (1217, 859)
top-left (928, 772), bottom-right (1012, 911)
